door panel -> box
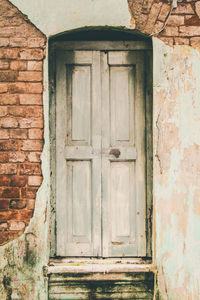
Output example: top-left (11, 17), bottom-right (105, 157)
top-left (56, 51), bottom-right (101, 256)
top-left (56, 49), bottom-right (146, 257)
top-left (110, 66), bottom-right (135, 146)
top-left (102, 51), bottom-right (146, 257)
top-left (70, 65), bottom-right (91, 145)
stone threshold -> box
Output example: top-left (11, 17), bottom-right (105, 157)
top-left (45, 258), bottom-right (154, 275)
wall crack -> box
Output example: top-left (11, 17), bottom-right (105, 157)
top-left (155, 110), bottom-right (163, 175)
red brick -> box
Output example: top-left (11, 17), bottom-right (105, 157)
top-left (0, 210), bottom-right (33, 222)
top-left (9, 82), bottom-right (43, 94)
top-left (22, 140), bottom-right (43, 151)
top-left (9, 200), bottom-right (26, 209)
top-left (21, 187), bottom-right (37, 199)
top-left (9, 221), bottom-right (25, 231)
top-left (158, 3), bottom-right (170, 22)
top-left (152, 21), bottom-right (164, 35)
top-left (174, 38), bottom-right (190, 45)
top-left (0, 176), bottom-right (10, 186)
top-left (162, 26), bottom-right (179, 36)
top-left (0, 231), bottom-right (21, 245)
top-left (18, 71), bottom-right (42, 82)
top-left (9, 152), bottom-right (26, 163)
top-left (20, 163), bottom-right (42, 175)
top-left (0, 187), bottom-right (19, 198)
top-left (9, 37), bottom-right (27, 47)
top-left (0, 27), bottom-right (16, 38)
top-left (2, 17), bottom-right (23, 27)
top-left (0, 231), bottom-right (22, 245)
top-left (0, 71), bottom-right (18, 82)
top-left (9, 105), bottom-right (43, 117)
top-left (144, 2), bottom-right (163, 33)
top-left (9, 129), bottom-right (27, 139)
top-left (19, 94), bottom-right (42, 105)
top-left (28, 176), bottom-right (42, 186)
top-left (8, 106), bottom-right (27, 117)
top-left (20, 49), bottom-right (44, 60)
top-left (0, 153), bottom-right (9, 163)
top-left (27, 61), bottom-right (43, 71)
top-left (0, 3), bottom-right (19, 17)
top-left (0, 116), bottom-right (18, 128)
top-left (167, 15), bottom-right (184, 26)
top-left (27, 38), bottom-right (46, 48)
top-left (26, 199), bottom-right (35, 210)
top-left (0, 129), bottom-right (9, 139)
top-left (179, 26), bottom-right (200, 36)
top-left (10, 60), bottom-right (27, 71)
top-left (0, 60), bottom-right (9, 70)
top-left (28, 128), bottom-right (43, 139)
top-left (185, 16), bottom-right (200, 26)
top-left (0, 48), bottom-right (19, 59)
top-left (0, 83), bottom-right (8, 93)
top-left (0, 38), bottom-right (9, 47)
top-left (0, 140), bottom-right (19, 151)
top-left (196, 1), bottom-right (200, 19)
top-left (19, 117), bottom-right (43, 128)
top-left (28, 152), bottom-right (41, 162)
top-left (171, 3), bottom-right (194, 15)
top-left (0, 200), bottom-right (9, 210)
top-left (0, 106), bottom-right (7, 116)
top-left (190, 37), bottom-right (200, 47)
top-left (10, 176), bottom-right (27, 187)
top-left (0, 94), bottom-right (19, 105)
top-left (0, 163), bottom-right (17, 174)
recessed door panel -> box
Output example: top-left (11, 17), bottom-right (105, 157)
top-left (69, 161), bottom-right (92, 241)
top-left (110, 66), bottom-right (135, 146)
top-left (110, 162), bottom-right (135, 240)
top-left (67, 65), bottom-right (91, 145)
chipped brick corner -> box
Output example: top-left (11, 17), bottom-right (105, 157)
top-left (128, 0), bottom-right (200, 48)
top-left (0, 0), bottom-right (46, 245)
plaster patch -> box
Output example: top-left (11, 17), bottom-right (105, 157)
top-left (10, 0), bottom-right (131, 36)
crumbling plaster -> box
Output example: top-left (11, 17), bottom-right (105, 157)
top-left (153, 38), bottom-right (200, 299)
top-left (0, 0), bottom-right (200, 299)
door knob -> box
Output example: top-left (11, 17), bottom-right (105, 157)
top-left (109, 148), bottom-right (121, 158)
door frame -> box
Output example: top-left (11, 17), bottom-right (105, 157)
top-left (49, 39), bottom-right (153, 258)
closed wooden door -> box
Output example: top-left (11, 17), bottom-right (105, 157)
top-left (56, 49), bottom-right (146, 257)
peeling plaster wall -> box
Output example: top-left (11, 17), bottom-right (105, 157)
top-left (153, 38), bottom-right (200, 299)
top-left (10, 0), bottom-right (132, 36)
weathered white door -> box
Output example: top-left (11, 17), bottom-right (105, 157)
top-left (56, 49), bottom-right (146, 257)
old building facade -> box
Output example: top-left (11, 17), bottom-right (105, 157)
top-left (0, 0), bottom-right (200, 298)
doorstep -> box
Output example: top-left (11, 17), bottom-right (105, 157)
top-left (46, 257), bottom-right (154, 275)
top-left (46, 259), bottom-right (155, 299)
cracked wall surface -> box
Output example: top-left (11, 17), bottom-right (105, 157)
top-left (153, 39), bottom-right (200, 299)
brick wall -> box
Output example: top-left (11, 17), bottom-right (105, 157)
top-left (0, 0), bottom-right (46, 245)
top-left (128, 0), bottom-right (200, 47)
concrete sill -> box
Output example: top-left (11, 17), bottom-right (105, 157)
top-left (46, 258), bottom-right (154, 275)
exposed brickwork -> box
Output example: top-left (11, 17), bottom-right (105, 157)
top-left (0, 0), bottom-right (46, 245)
top-left (128, 0), bottom-right (200, 47)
